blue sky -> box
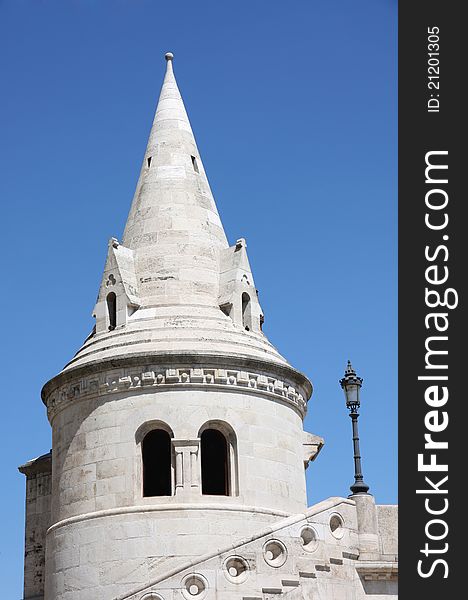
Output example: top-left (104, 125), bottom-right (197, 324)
top-left (0, 1), bottom-right (397, 595)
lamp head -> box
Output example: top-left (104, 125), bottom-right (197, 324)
top-left (340, 360), bottom-right (363, 412)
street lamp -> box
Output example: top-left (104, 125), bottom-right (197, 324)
top-left (340, 361), bottom-right (370, 495)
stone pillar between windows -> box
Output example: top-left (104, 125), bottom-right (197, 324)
top-left (172, 439), bottom-right (200, 496)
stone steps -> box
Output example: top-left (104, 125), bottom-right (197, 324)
top-left (282, 578), bottom-right (300, 588)
top-left (240, 556), bottom-right (337, 600)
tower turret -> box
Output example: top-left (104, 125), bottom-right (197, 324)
top-left (36, 54), bottom-right (320, 600)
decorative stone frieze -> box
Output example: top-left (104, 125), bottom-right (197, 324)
top-left (44, 364), bottom-right (308, 422)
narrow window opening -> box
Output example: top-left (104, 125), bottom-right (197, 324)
top-left (191, 155), bottom-right (199, 173)
top-left (106, 292), bottom-right (117, 331)
top-left (201, 429), bottom-right (229, 495)
top-left (147, 156), bottom-right (152, 168)
top-left (220, 303), bottom-right (232, 318)
top-left (142, 429), bottom-right (172, 497)
top-left (242, 292), bottom-right (251, 331)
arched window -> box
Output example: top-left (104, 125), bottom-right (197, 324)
top-left (200, 428), bottom-right (231, 496)
top-left (106, 292), bottom-right (117, 331)
top-left (242, 292), bottom-right (251, 331)
top-left (142, 429), bottom-right (172, 497)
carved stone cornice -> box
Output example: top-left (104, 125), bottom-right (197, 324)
top-left (356, 561), bottom-right (398, 580)
top-left (43, 359), bottom-right (310, 422)
top-left (18, 451), bottom-right (52, 477)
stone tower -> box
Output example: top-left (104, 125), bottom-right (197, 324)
top-left (19, 54), bottom-right (397, 600)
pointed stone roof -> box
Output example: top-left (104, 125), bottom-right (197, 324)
top-left (43, 54), bottom-right (311, 404)
top-left (123, 52), bottom-right (228, 308)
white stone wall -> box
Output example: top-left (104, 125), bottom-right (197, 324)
top-left (44, 497), bottom-right (397, 600)
top-left (377, 505), bottom-right (398, 559)
top-left (44, 373), bottom-right (311, 598)
top-left (50, 386), bottom-right (308, 523)
top-left (45, 507), bottom-right (279, 600)
top-left (19, 455), bottom-right (52, 600)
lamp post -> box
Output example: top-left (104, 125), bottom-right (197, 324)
top-left (340, 361), bottom-right (370, 495)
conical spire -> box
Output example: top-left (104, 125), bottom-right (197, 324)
top-left (55, 53), bottom-right (298, 375)
top-left (123, 53), bottom-right (228, 307)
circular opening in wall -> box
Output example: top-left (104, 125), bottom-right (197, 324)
top-left (329, 514), bottom-right (345, 539)
top-left (223, 556), bottom-right (249, 583)
top-left (300, 526), bottom-right (318, 552)
top-left (141, 594), bottom-right (164, 600)
top-left (263, 540), bottom-right (288, 568)
top-left (182, 574), bottom-right (207, 599)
